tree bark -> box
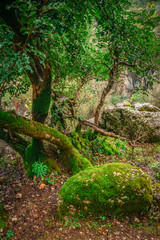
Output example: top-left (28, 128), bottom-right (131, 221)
top-left (94, 68), bottom-right (116, 125)
top-left (0, 110), bottom-right (92, 175)
top-left (0, 129), bottom-right (30, 158)
top-left (25, 60), bottom-right (52, 173)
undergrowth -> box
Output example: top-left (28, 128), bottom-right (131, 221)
top-left (70, 130), bottom-right (129, 164)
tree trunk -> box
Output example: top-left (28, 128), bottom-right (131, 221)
top-left (0, 110), bottom-right (92, 175)
top-left (0, 129), bottom-right (29, 158)
top-left (25, 62), bottom-right (52, 175)
top-left (94, 68), bottom-right (117, 125)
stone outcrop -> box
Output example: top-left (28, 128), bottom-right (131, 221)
top-left (99, 102), bottom-right (160, 142)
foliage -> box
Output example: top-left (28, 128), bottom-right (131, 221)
top-left (32, 162), bottom-right (48, 178)
top-left (5, 230), bottom-right (14, 239)
top-left (150, 161), bottom-right (160, 181)
top-left (110, 94), bottom-right (127, 105)
top-left (91, 137), bottom-right (127, 156)
top-left (88, 0), bottom-right (160, 84)
top-left (130, 92), bottom-right (147, 103)
top-left (80, 131), bottom-right (128, 159)
top-left (0, 21), bottom-right (30, 98)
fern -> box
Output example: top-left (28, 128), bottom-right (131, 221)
top-left (32, 162), bottom-right (48, 178)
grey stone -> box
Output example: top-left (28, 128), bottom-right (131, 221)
top-left (99, 102), bottom-right (160, 142)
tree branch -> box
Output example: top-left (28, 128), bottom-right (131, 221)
top-left (117, 62), bottom-right (136, 67)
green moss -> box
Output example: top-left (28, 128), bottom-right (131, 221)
top-left (138, 106), bottom-right (158, 112)
top-left (0, 111), bottom-right (92, 174)
top-left (25, 139), bottom-right (47, 177)
top-left (61, 147), bottom-right (93, 175)
top-left (46, 158), bottom-right (62, 174)
top-left (32, 85), bottom-right (51, 122)
top-left (0, 204), bottom-right (8, 228)
top-left (69, 132), bottom-right (83, 150)
top-left (58, 163), bottom-right (153, 217)
top-left (91, 136), bottom-right (127, 156)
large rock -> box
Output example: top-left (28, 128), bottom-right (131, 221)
top-left (99, 102), bottom-right (160, 142)
top-left (58, 163), bottom-right (152, 217)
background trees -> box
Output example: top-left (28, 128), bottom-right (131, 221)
top-left (87, 0), bottom-right (160, 123)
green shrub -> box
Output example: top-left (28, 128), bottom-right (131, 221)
top-left (130, 92), bottom-right (147, 103)
top-left (110, 94), bottom-right (127, 105)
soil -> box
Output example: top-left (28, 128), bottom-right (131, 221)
top-left (0, 141), bottom-right (160, 240)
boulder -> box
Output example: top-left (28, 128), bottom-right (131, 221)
top-left (58, 163), bottom-right (152, 217)
top-left (99, 102), bottom-right (160, 142)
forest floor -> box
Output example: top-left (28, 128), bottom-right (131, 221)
top-left (0, 141), bottom-right (160, 240)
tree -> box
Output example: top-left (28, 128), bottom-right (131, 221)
top-left (0, 0), bottom-right (159, 177)
top-left (87, 0), bottom-right (160, 124)
top-left (0, 0), bottom-right (92, 176)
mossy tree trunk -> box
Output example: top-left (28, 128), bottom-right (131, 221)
top-left (0, 2), bottom-right (53, 175)
top-left (25, 60), bottom-right (52, 175)
top-left (0, 110), bottom-right (92, 175)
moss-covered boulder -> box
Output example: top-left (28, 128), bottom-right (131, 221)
top-left (58, 163), bottom-right (152, 217)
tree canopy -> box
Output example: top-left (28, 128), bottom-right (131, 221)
top-left (0, 0), bottom-right (159, 176)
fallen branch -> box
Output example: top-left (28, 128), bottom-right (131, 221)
top-left (78, 119), bottom-right (142, 147)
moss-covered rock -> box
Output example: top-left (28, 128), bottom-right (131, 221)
top-left (58, 163), bottom-right (152, 217)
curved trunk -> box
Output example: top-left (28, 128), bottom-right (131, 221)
top-left (94, 76), bottom-right (115, 125)
top-left (0, 110), bottom-right (92, 175)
